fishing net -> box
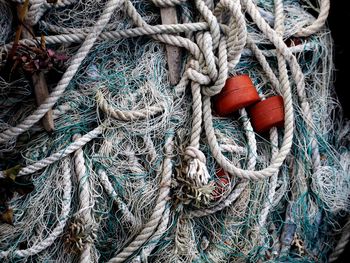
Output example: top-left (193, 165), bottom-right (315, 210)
top-left (0, 0), bottom-right (349, 262)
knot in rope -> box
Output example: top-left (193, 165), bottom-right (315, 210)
top-left (186, 35), bottom-right (228, 97)
top-left (64, 217), bottom-right (97, 253)
top-left (184, 146), bottom-right (210, 187)
top-left (184, 0), bottom-right (239, 97)
top-left (187, 60), bottom-right (211, 85)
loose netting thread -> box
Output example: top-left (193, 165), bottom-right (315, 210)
top-left (0, 0), bottom-right (349, 262)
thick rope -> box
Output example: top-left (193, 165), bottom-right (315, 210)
top-left (98, 169), bottom-right (138, 225)
top-left (243, 0), bottom-right (321, 170)
top-left (0, 0), bottom-right (124, 144)
top-left (0, 125), bottom-right (102, 179)
top-left (187, 108), bottom-right (255, 218)
top-left (0, 1), bottom-right (338, 261)
top-left (0, 158), bottom-right (72, 259)
top-left (73, 134), bottom-right (95, 263)
top-left (201, 0), bottom-right (317, 180)
top-left (96, 90), bottom-right (164, 121)
top-left (131, 207), bottom-right (171, 263)
top-left (257, 0), bottom-right (288, 232)
top-left (108, 132), bottom-right (174, 263)
top-left (295, 0), bottom-right (330, 37)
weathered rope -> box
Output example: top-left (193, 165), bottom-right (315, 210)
top-left (131, 207), bottom-right (171, 263)
top-left (98, 169), bottom-right (137, 225)
top-left (295, 0), bottom-right (330, 37)
top-left (96, 90), bottom-right (164, 121)
top-left (0, 158), bottom-right (72, 259)
top-left (0, 0), bottom-right (345, 262)
top-left (108, 132), bottom-right (174, 262)
top-left (73, 134), bottom-right (96, 263)
top-left (0, 0), bottom-right (124, 144)
top-left (1, 125), bottom-right (103, 178)
top-left (256, 0), bottom-right (288, 232)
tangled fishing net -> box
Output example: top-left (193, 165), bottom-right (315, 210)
top-left (0, 0), bottom-right (349, 262)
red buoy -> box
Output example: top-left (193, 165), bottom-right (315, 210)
top-left (212, 177), bottom-right (229, 200)
top-left (213, 75), bottom-right (261, 116)
top-left (212, 168), bottom-right (230, 200)
top-left (249, 96), bottom-right (285, 133)
top-left (216, 168), bottom-right (227, 177)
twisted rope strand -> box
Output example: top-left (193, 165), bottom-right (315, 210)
top-left (0, 0), bottom-right (124, 144)
top-left (0, 158), bottom-right (72, 259)
top-left (108, 133), bottom-right (174, 262)
top-left (73, 134), bottom-right (95, 263)
top-left (0, 125), bottom-right (103, 179)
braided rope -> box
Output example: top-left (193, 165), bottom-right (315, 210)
top-left (243, 0), bottom-right (321, 170)
top-left (201, 0), bottom-right (297, 180)
top-left (0, 0), bottom-right (336, 261)
top-left (256, 0), bottom-right (288, 232)
top-left (0, 125), bottom-right (102, 178)
top-left (152, 0), bottom-right (186, 8)
top-left (73, 134), bottom-right (95, 263)
top-left (0, 158), bottom-right (72, 259)
top-left (131, 207), bottom-right (171, 263)
top-left (98, 169), bottom-right (137, 225)
top-left (108, 133), bottom-right (174, 262)
top-left (26, 0), bottom-right (46, 26)
top-left (295, 0), bottom-right (330, 37)
top-left (187, 108), bottom-right (256, 218)
top-left (0, 0), bottom-right (327, 182)
top-left (96, 90), bottom-right (164, 121)
top-left (0, 0), bottom-right (124, 144)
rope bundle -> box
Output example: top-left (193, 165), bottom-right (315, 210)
top-left (0, 0), bottom-right (349, 262)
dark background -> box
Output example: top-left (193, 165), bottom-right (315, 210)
top-left (329, 2), bottom-right (350, 262)
top-left (329, 1), bottom-right (349, 119)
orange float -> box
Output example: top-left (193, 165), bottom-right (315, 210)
top-left (212, 177), bottom-right (229, 200)
top-left (249, 95), bottom-right (285, 133)
top-left (216, 168), bottom-right (226, 177)
top-left (212, 168), bottom-right (230, 200)
top-left (213, 75), bottom-right (261, 116)
top-left (285, 37), bottom-right (302, 47)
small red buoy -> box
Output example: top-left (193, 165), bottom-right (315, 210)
top-left (216, 168), bottom-right (227, 177)
top-left (285, 37), bottom-right (302, 47)
top-left (212, 168), bottom-right (230, 200)
top-left (249, 96), bottom-right (285, 133)
top-left (213, 75), bottom-right (261, 116)
top-left (212, 177), bottom-right (229, 200)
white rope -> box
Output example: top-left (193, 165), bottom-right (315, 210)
top-left (98, 169), bottom-right (137, 225)
top-left (96, 90), bottom-right (164, 121)
top-left (257, 0), bottom-right (288, 232)
top-left (1, 0), bottom-right (343, 262)
top-left (0, 125), bottom-right (102, 179)
top-left (243, 0), bottom-right (321, 170)
top-left (131, 207), bottom-right (171, 263)
top-left (295, 0), bottom-right (330, 37)
top-left (108, 133), bottom-right (174, 263)
top-left (0, 0), bottom-right (124, 144)
top-left (0, 158), bottom-right (72, 259)
top-left (73, 134), bottom-right (95, 263)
